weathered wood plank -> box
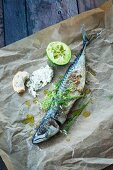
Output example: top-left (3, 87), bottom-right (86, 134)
top-left (26, 0), bottom-right (78, 35)
top-left (0, 0), bottom-right (4, 48)
top-left (77, 0), bottom-right (107, 13)
top-left (3, 0), bottom-right (28, 45)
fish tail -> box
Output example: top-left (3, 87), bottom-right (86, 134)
top-left (81, 24), bottom-right (102, 47)
top-left (81, 25), bottom-right (89, 48)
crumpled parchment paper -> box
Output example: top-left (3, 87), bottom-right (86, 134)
top-left (0, 1), bottom-right (113, 170)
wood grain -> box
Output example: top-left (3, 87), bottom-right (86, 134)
top-left (3, 0), bottom-right (28, 45)
top-left (26, 0), bottom-right (78, 35)
top-left (0, 0), bottom-right (4, 48)
top-left (77, 0), bottom-right (107, 13)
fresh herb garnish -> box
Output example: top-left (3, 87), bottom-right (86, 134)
top-left (41, 80), bottom-right (62, 111)
top-left (61, 100), bottom-right (90, 134)
top-left (41, 79), bottom-right (83, 111)
top-left (41, 90), bottom-right (56, 111)
top-left (108, 95), bottom-right (113, 100)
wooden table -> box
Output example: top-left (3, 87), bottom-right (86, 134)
top-left (0, 0), bottom-right (106, 47)
top-left (0, 0), bottom-right (113, 170)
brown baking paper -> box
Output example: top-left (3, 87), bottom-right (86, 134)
top-left (0, 1), bottom-right (113, 169)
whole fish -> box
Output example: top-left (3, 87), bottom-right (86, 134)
top-left (32, 27), bottom-right (89, 144)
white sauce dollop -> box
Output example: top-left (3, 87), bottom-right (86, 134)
top-left (27, 65), bottom-right (53, 97)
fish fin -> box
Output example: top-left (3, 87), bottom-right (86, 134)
top-left (54, 112), bottom-right (67, 124)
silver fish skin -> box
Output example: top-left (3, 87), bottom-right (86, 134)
top-left (32, 28), bottom-right (89, 144)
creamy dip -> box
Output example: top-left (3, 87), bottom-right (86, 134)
top-left (27, 65), bottom-right (53, 97)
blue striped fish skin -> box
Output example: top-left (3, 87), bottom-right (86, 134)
top-left (32, 29), bottom-right (89, 144)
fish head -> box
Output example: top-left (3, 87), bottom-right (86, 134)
top-left (32, 118), bottom-right (59, 144)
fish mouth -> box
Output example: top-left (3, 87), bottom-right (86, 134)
top-left (32, 118), bottom-right (60, 144)
top-left (32, 132), bottom-right (48, 144)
